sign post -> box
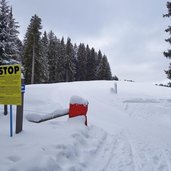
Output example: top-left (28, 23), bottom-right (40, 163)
top-left (0, 64), bottom-right (21, 137)
top-left (10, 105), bottom-right (13, 137)
top-left (16, 78), bottom-right (25, 134)
top-left (114, 82), bottom-right (117, 94)
top-left (4, 105), bottom-right (8, 115)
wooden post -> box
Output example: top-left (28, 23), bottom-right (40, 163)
top-left (4, 105), bottom-right (8, 115)
top-left (16, 78), bottom-right (24, 134)
top-left (114, 82), bottom-right (117, 94)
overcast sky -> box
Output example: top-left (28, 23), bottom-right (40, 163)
top-left (8, 0), bottom-right (170, 83)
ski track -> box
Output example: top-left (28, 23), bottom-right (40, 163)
top-left (119, 99), bottom-right (171, 171)
top-left (101, 133), bottom-right (135, 171)
top-left (85, 96), bottom-right (171, 171)
top-left (85, 130), bottom-right (171, 171)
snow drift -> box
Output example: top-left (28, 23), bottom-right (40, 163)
top-left (0, 80), bottom-right (171, 171)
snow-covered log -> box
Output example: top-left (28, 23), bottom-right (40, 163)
top-left (26, 109), bottom-right (69, 123)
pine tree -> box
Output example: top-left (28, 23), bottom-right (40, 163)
top-left (54, 36), bottom-right (64, 83)
top-left (87, 47), bottom-right (97, 80)
top-left (96, 50), bottom-right (103, 77)
top-left (65, 37), bottom-right (76, 82)
top-left (164, 1), bottom-right (171, 80)
top-left (97, 50), bottom-right (103, 65)
top-left (0, 0), bottom-right (9, 63)
top-left (0, 0), bottom-right (20, 64)
top-left (56, 37), bottom-right (66, 82)
top-left (47, 31), bottom-right (56, 83)
top-left (22, 14), bottom-right (43, 84)
top-left (47, 31), bottom-right (60, 83)
top-left (97, 55), bottom-right (112, 80)
top-left (73, 43), bottom-right (79, 80)
top-left (76, 43), bottom-right (87, 81)
top-left (6, 7), bottom-right (20, 60)
top-left (40, 31), bottom-right (49, 83)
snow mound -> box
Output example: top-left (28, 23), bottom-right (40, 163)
top-left (7, 119), bottom-right (114, 171)
top-left (68, 115), bottom-right (86, 125)
top-left (70, 95), bottom-right (88, 105)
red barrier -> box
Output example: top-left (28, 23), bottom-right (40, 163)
top-left (69, 96), bottom-right (88, 125)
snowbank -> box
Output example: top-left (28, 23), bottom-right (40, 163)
top-left (1, 80), bottom-right (171, 171)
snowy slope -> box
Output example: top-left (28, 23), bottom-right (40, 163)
top-left (0, 80), bottom-right (171, 171)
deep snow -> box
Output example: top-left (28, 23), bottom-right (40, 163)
top-left (0, 80), bottom-right (171, 171)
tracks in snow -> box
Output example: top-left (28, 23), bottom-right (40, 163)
top-left (83, 128), bottom-right (135, 171)
top-left (84, 127), bottom-right (171, 171)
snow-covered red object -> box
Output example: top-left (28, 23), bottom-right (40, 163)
top-left (69, 96), bottom-right (88, 125)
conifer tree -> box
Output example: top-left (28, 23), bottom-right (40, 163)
top-left (76, 43), bottom-right (87, 81)
top-left (96, 50), bottom-right (103, 77)
top-left (22, 14), bottom-right (43, 84)
top-left (47, 30), bottom-right (59, 83)
top-left (41, 31), bottom-right (49, 82)
top-left (87, 47), bottom-right (97, 80)
top-left (0, 0), bottom-right (20, 64)
top-left (104, 55), bottom-right (112, 80)
top-left (97, 50), bottom-right (103, 65)
top-left (97, 55), bottom-right (112, 80)
top-left (164, 1), bottom-right (171, 80)
top-left (65, 37), bottom-right (76, 82)
top-left (7, 7), bottom-right (20, 60)
top-left (56, 37), bottom-right (66, 82)
top-left (0, 0), bottom-right (9, 63)
top-left (54, 36), bottom-right (64, 83)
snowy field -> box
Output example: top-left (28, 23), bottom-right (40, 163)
top-left (0, 80), bottom-right (171, 171)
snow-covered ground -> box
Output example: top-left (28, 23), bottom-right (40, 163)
top-left (0, 80), bottom-right (171, 171)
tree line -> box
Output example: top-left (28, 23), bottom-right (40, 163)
top-left (0, 0), bottom-right (118, 84)
top-left (23, 15), bottom-right (113, 84)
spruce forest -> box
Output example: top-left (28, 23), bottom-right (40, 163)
top-left (0, 0), bottom-right (116, 84)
